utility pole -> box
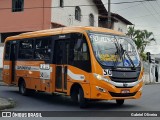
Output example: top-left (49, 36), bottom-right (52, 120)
top-left (108, 0), bottom-right (111, 29)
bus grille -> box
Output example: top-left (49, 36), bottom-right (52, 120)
top-left (110, 70), bottom-right (140, 83)
top-left (110, 77), bottom-right (138, 83)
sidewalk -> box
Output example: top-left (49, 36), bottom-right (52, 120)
top-left (0, 98), bottom-right (15, 110)
top-left (0, 81), bottom-right (16, 110)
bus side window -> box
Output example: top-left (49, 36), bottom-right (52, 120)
top-left (34, 37), bottom-right (51, 60)
top-left (4, 42), bottom-right (11, 60)
top-left (18, 39), bottom-right (33, 60)
top-left (72, 35), bottom-right (91, 72)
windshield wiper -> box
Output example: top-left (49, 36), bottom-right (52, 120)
top-left (120, 44), bottom-right (136, 70)
top-left (113, 42), bottom-right (120, 69)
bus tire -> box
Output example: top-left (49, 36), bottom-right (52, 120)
top-left (116, 99), bottom-right (124, 105)
top-left (71, 91), bottom-right (78, 102)
top-left (78, 88), bottom-right (87, 108)
top-left (19, 80), bottom-right (28, 96)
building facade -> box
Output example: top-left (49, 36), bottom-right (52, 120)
top-left (98, 13), bottom-right (133, 34)
top-left (0, 0), bottom-right (52, 67)
top-left (0, 0), bottom-right (133, 68)
top-left (51, 0), bottom-right (99, 27)
top-left (0, 0), bottom-right (132, 42)
top-left (0, 0), bottom-right (51, 43)
top-left (112, 16), bottom-right (131, 34)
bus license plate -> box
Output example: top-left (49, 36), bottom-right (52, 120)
top-left (121, 89), bottom-right (130, 93)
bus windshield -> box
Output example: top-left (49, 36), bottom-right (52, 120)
top-left (88, 32), bottom-right (140, 68)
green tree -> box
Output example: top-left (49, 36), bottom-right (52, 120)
top-left (127, 26), bottom-right (155, 60)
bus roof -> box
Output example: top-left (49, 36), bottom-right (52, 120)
top-left (5, 26), bottom-right (125, 41)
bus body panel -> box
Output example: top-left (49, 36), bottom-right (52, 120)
top-left (13, 61), bottom-right (54, 92)
top-left (3, 61), bottom-right (12, 84)
top-left (66, 65), bottom-right (91, 98)
top-left (2, 26), bottom-right (144, 102)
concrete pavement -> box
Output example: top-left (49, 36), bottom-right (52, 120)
top-left (0, 81), bottom-right (16, 110)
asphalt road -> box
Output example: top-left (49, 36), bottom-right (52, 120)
top-left (0, 84), bottom-right (160, 111)
top-left (0, 84), bottom-right (160, 120)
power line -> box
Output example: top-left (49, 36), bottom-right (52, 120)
top-left (156, 0), bottom-right (160, 8)
top-left (126, 13), bottom-right (159, 20)
top-left (111, 0), bottom-right (156, 5)
top-left (148, 1), bottom-right (160, 18)
top-left (0, 0), bottom-right (156, 10)
top-left (113, 2), bottom-right (142, 12)
top-left (114, 1), bottom-right (159, 20)
top-left (141, 2), bottom-right (160, 23)
top-left (136, 25), bottom-right (160, 29)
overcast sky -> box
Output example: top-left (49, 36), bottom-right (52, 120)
top-left (102, 0), bottom-right (160, 54)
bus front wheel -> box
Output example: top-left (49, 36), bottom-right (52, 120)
top-left (78, 88), bottom-right (88, 108)
top-left (116, 99), bottom-right (124, 105)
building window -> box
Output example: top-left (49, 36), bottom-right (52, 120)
top-left (118, 28), bottom-right (123, 32)
top-left (89, 14), bottom-right (94, 26)
top-left (75, 6), bottom-right (81, 21)
top-left (12, 0), bottom-right (24, 12)
top-left (60, 0), bottom-right (64, 7)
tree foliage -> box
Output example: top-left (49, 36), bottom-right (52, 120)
top-left (127, 26), bottom-right (155, 61)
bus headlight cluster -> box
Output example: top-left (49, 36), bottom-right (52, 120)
top-left (93, 73), bottom-right (109, 82)
top-left (94, 74), bottom-right (103, 80)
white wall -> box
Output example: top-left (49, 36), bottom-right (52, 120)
top-left (113, 20), bottom-right (128, 34)
top-left (0, 46), bottom-right (4, 68)
top-left (51, 0), bottom-right (98, 27)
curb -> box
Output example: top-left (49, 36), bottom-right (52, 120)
top-left (0, 82), bottom-right (8, 86)
top-left (0, 82), bottom-right (16, 87)
top-left (0, 98), bottom-right (16, 110)
top-left (144, 82), bottom-right (160, 85)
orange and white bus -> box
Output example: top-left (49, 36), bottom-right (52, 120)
top-left (3, 26), bottom-right (143, 108)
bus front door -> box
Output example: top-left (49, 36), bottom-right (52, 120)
top-left (55, 40), bottom-right (69, 93)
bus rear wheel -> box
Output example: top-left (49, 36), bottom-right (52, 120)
top-left (19, 80), bottom-right (28, 96)
top-left (116, 99), bottom-right (124, 105)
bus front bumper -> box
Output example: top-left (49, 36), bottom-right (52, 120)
top-left (90, 80), bottom-right (143, 100)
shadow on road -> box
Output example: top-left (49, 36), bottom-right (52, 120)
top-left (4, 89), bottom-right (138, 110)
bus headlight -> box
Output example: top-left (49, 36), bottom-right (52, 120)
top-left (93, 73), bottom-right (109, 82)
top-left (94, 73), bottom-right (103, 80)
